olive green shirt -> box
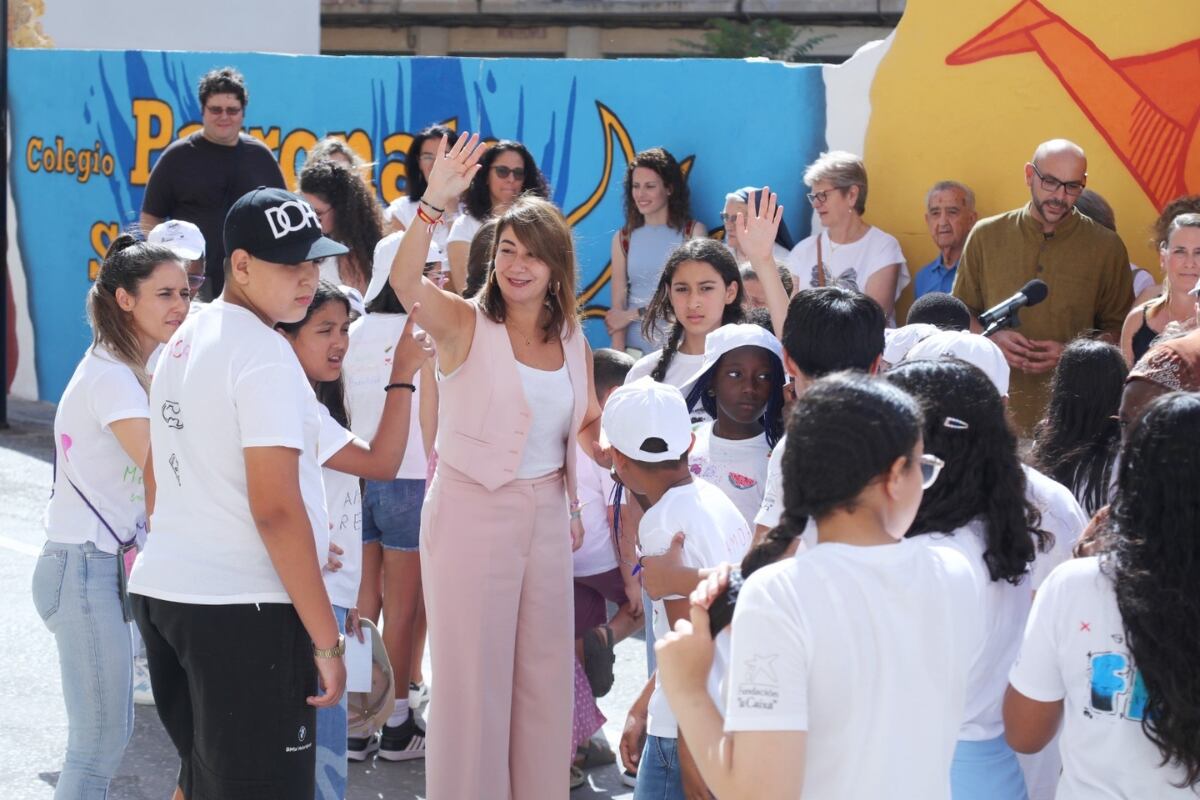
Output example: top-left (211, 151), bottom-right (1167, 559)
top-left (952, 203), bottom-right (1132, 434)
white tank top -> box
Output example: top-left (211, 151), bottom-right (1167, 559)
top-left (515, 361), bottom-right (574, 478)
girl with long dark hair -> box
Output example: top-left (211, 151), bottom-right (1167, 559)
top-left (885, 358), bottom-right (1054, 800)
top-left (605, 147), bottom-right (707, 352)
top-left (276, 281), bottom-right (433, 796)
top-left (1005, 391), bottom-right (1200, 797)
top-left (624, 239), bottom-right (745, 418)
top-left (1031, 338), bottom-right (1127, 515)
top-left (300, 159), bottom-right (384, 295)
top-left (654, 372), bottom-right (980, 799)
top-left (446, 139), bottom-right (549, 294)
top-left (34, 236), bottom-right (189, 799)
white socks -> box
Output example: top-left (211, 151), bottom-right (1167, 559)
top-left (387, 698), bottom-right (410, 728)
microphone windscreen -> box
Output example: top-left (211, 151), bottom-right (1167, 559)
top-left (1021, 279), bottom-right (1049, 305)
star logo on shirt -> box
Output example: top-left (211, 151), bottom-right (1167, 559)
top-left (744, 653), bottom-right (779, 685)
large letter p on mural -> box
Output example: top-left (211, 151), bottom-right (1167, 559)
top-left (130, 99), bottom-right (174, 186)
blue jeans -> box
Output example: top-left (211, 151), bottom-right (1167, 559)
top-left (362, 478), bottom-right (425, 551)
top-left (32, 541), bottom-right (134, 800)
top-left (632, 735), bottom-right (684, 800)
top-left (951, 735), bottom-right (1029, 800)
top-left (315, 605), bottom-right (350, 800)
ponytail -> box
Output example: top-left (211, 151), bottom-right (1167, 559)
top-left (88, 233), bottom-right (182, 391)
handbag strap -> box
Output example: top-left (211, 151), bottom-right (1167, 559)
top-left (52, 450), bottom-right (136, 549)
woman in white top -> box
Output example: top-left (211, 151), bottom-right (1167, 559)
top-left (446, 139), bottom-right (549, 295)
top-left (655, 372), bottom-right (979, 800)
top-left (786, 150), bottom-right (908, 322)
top-left (33, 235), bottom-right (190, 799)
top-left (1005, 391), bottom-right (1200, 798)
top-left (384, 124), bottom-right (462, 248)
top-left (605, 147), bottom-right (707, 353)
top-left (886, 358), bottom-right (1057, 800)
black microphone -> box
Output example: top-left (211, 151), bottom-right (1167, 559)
top-left (980, 279), bottom-right (1048, 334)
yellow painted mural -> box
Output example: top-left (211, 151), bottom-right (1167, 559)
top-left (867, 0), bottom-right (1200, 314)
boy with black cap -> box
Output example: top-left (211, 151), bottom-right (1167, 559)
top-left (603, 376), bottom-right (751, 799)
top-left (129, 187), bottom-right (350, 799)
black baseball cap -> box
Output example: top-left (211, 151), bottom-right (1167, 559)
top-left (223, 186), bottom-right (349, 264)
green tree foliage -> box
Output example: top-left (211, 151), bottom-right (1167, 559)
top-left (675, 18), bottom-right (833, 61)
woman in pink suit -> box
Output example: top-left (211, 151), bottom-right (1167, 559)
top-left (388, 133), bottom-right (603, 798)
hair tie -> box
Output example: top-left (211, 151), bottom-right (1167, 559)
top-left (943, 416), bottom-right (970, 430)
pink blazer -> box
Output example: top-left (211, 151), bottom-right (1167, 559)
top-left (436, 304), bottom-right (588, 495)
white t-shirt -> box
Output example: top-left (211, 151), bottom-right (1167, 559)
top-left (572, 442), bottom-right (620, 578)
top-left (1023, 465), bottom-right (1088, 590)
top-left (45, 347), bottom-right (150, 553)
top-left (447, 212), bottom-right (484, 247)
top-left (688, 422), bottom-right (771, 525)
top-left (128, 300), bottom-right (330, 605)
top-left (344, 313), bottom-right (429, 480)
top-left (1010, 557), bottom-right (1196, 799)
top-left (725, 539), bottom-right (980, 800)
top-left (640, 479), bottom-right (751, 738)
top-left (786, 226), bottom-right (909, 314)
top-left (913, 518), bottom-right (1064, 742)
top-left (316, 404), bottom-right (361, 610)
top-left (625, 349), bottom-right (712, 425)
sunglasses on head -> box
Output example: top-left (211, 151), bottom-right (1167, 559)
top-left (492, 165), bottom-right (526, 181)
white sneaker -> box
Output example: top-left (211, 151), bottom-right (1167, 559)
top-left (132, 657), bottom-right (155, 706)
top-left (408, 681), bottom-right (430, 709)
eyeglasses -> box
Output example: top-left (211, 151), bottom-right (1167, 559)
top-left (719, 212), bottom-right (739, 224)
top-left (492, 165), bottom-right (526, 181)
top-left (419, 154), bottom-right (437, 164)
top-left (186, 274), bottom-right (207, 292)
top-left (1030, 163), bottom-right (1085, 197)
top-left (919, 453), bottom-right (945, 490)
top-left (204, 105), bottom-right (244, 117)
top-left (806, 189), bottom-right (837, 206)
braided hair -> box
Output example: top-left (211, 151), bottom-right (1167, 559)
top-left (642, 238), bottom-right (744, 382)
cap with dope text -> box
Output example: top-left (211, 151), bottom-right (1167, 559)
top-left (905, 330), bottom-right (1011, 397)
top-left (224, 187), bottom-right (349, 265)
top-left (147, 219), bottom-right (206, 261)
top-left (601, 377), bottom-right (693, 463)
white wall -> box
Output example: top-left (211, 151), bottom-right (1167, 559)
top-left (40, 0), bottom-right (320, 55)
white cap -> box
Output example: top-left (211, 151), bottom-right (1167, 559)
top-left (147, 219), bottom-right (205, 261)
top-left (601, 377), bottom-right (693, 463)
top-left (364, 232), bottom-right (448, 304)
top-left (883, 323), bottom-right (941, 366)
top-left (905, 330), bottom-right (1011, 397)
top-left (680, 323), bottom-right (785, 388)
top-left (339, 285), bottom-right (366, 318)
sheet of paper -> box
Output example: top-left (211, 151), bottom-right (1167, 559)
top-left (345, 630), bottom-right (373, 693)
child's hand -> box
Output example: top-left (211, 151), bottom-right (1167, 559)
top-left (345, 607), bottom-right (365, 642)
top-left (656, 603), bottom-right (716, 700)
top-left (623, 573), bottom-right (644, 619)
top-left (391, 303), bottom-right (435, 381)
top-left (619, 706), bottom-right (647, 775)
top-left (570, 515), bottom-right (585, 552)
top-left (692, 564), bottom-right (731, 611)
top-left (323, 541), bottom-right (344, 573)
top-left (639, 531), bottom-right (686, 599)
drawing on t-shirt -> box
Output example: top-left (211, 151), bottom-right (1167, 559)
top-left (61, 433), bottom-right (73, 460)
top-left (168, 453), bottom-right (181, 486)
top-left (161, 400), bottom-right (183, 429)
top-left (810, 263), bottom-right (859, 291)
top-left (727, 473), bottom-right (757, 490)
top-left (1088, 651), bottom-right (1149, 722)
top-left (169, 338), bottom-right (190, 360)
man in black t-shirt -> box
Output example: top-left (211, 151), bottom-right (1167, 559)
top-left (140, 67), bottom-right (285, 298)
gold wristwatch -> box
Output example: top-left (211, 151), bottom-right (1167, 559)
top-left (313, 634), bottom-right (346, 659)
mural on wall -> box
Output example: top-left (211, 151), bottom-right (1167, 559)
top-left (8, 1), bottom-right (1200, 404)
top-left (7, 51), bottom-right (825, 401)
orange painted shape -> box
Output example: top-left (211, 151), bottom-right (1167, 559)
top-left (945, 0), bottom-right (1055, 65)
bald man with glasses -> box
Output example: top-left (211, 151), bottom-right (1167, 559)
top-left (952, 139), bottom-right (1133, 434)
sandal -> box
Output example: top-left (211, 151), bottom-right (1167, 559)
top-left (570, 765), bottom-right (586, 790)
top-left (582, 624), bottom-right (616, 698)
top-left (574, 734), bottom-right (617, 769)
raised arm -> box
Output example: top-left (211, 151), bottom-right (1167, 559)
top-left (389, 133), bottom-right (487, 370)
top-left (325, 307), bottom-right (434, 480)
top-left (737, 188), bottom-right (791, 337)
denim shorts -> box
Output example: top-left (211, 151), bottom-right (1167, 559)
top-left (362, 478), bottom-right (426, 551)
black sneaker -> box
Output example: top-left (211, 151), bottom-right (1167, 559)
top-left (346, 731), bottom-right (379, 762)
top-left (378, 711), bottom-right (427, 761)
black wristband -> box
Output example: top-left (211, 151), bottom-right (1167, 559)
top-left (384, 382), bottom-right (416, 393)
top-left (419, 197), bottom-right (445, 214)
